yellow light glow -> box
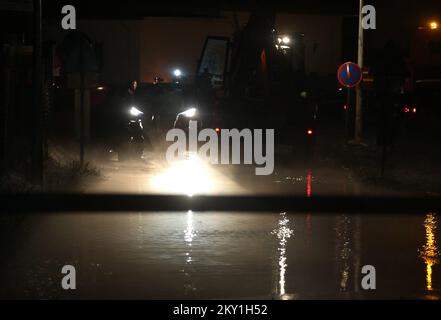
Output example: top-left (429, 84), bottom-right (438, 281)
top-left (427, 262), bottom-right (433, 291)
top-left (430, 21), bottom-right (438, 30)
top-left (419, 213), bottom-right (439, 291)
top-left (150, 153), bottom-right (215, 196)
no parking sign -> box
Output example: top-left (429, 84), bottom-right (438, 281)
top-left (337, 62), bottom-right (362, 88)
top-left (337, 62), bottom-right (362, 141)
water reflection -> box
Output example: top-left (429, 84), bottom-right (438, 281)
top-left (334, 215), bottom-right (362, 293)
top-left (272, 212), bottom-right (294, 298)
top-left (335, 215), bottom-right (351, 291)
top-left (183, 210), bottom-right (197, 295)
top-left (306, 170), bottom-right (313, 198)
top-left (419, 213), bottom-right (440, 291)
top-left (353, 215), bottom-right (362, 293)
top-left (305, 170), bottom-right (313, 245)
top-left (184, 210), bottom-right (196, 261)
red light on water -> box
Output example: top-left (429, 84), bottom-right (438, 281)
top-left (306, 170), bottom-right (312, 198)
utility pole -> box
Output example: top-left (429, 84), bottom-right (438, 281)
top-left (32, 0), bottom-right (43, 185)
top-left (354, 0), bottom-right (364, 144)
top-left (79, 39), bottom-right (85, 166)
top-left (1, 42), bottom-right (9, 180)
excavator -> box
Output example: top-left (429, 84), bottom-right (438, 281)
top-left (197, 6), bottom-right (317, 157)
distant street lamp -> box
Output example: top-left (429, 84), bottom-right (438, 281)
top-left (430, 21), bottom-right (438, 30)
top-left (173, 69), bottom-right (183, 83)
top-left (173, 69), bottom-right (182, 77)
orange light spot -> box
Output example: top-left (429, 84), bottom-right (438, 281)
top-left (306, 170), bottom-right (312, 198)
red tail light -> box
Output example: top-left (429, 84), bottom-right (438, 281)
top-left (215, 128), bottom-right (220, 132)
top-left (403, 107), bottom-right (410, 113)
top-left (412, 107), bottom-right (417, 113)
top-left (307, 129), bottom-right (313, 136)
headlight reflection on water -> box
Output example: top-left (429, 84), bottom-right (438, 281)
top-left (272, 212), bottom-right (294, 298)
top-left (183, 210), bottom-right (197, 296)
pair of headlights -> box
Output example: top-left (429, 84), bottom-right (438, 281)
top-left (131, 107), bottom-right (196, 118)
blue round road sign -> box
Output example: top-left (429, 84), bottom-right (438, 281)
top-left (337, 62), bottom-right (362, 88)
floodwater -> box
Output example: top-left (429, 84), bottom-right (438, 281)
top-left (1, 154), bottom-right (439, 299)
top-left (0, 211), bottom-right (439, 299)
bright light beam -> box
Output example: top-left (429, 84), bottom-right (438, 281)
top-left (150, 154), bottom-right (215, 196)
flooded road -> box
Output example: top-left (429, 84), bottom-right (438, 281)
top-left (1, 211), bottom-right (439, 299)
top-left (1, 153), bottom-right (439, 299)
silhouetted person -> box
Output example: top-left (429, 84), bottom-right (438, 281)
top-left (124, 80), bottom-right (138, 106)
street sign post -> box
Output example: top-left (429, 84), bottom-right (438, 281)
top-left (60, 31), bottom-right (98, 165)
top-left (337, 62), bottom-right (363, 140)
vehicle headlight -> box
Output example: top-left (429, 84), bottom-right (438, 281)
top-left (130, 106), bottom-right (143, 116)
top-left (181, 108), bottom-right (196, 118)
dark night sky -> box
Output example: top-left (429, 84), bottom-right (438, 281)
top-left (39, 0), bottom-right (441, 18)
top-left (41, 0), bottom-right (359, 18)
top-left (2, 0), bottom-right (440, 83)
top-left (2, 1), bottom-right (439, 30)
